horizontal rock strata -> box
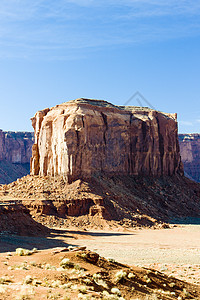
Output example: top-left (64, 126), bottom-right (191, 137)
top-left (179, 134), bottom-right (200, 182)
top-left (0, 130), bottom-right (34, 184)
top-left (31, 98), bottom-right (183, 182)
top-left (2, 131), bottom-right (34, 164)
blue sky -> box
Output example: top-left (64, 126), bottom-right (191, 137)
top-left (0, 0), bottom-right (200, 133)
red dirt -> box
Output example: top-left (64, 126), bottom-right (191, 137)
top-left (0, 247), bottom-right (199, 299)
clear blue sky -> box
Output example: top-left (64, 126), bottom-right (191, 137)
top-left (0, 0), bottom-right (200, 133)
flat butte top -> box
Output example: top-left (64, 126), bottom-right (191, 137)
top-left (36, 98), bottom-right (177, 121)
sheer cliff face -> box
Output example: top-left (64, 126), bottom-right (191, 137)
top-left (179, 134), bottom-right (200, 182)
top-left (0, 131), bottom-right (34, 164)
top-left (31, 99), bottom-right (183, 182)
top-left (0, 131), bottom-right (34, 184)
top-left (0, 130), bottom-right (5, 161)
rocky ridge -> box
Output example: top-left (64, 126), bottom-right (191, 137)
top-left (0, 201), bottom-right (49, 236)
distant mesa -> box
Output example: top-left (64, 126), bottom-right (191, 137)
top-left (179, 133), bottom-right (200, 182)
top-left (30, 98), bottom-right (183, 183)
top-left (0, 130), bottom-right (34, 184)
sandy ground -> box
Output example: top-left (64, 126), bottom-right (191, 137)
top-left (74, 225), bottom-right (200, 265)
top-left (73, 225), bottom-right (200, 285)
top-left (1, 225), bottom-right (200, 286)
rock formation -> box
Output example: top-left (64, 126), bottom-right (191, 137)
top-left (2, 99), bottom-right (200, 228)
top-left (31, 98), bottom-right (183, 182)
top-left (2, 131), bottom-right (34, 164)
top-left (0, 130), bottom-right (34, 184)
top-left (179, 134), bottom-right (200, 182)
top-left (0, 201), bottom-right (49, 236)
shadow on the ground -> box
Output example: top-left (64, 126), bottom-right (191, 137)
top-left (170, 217), bottom-right (200, 225)
top-left (0, 230), bottom-right (78, 253)
top-left (0, 226), bottom-right (134, 253)
top-left (51, 228), bottom-right (134, 237)
top-left (72, 231), bottom-right (133, 237)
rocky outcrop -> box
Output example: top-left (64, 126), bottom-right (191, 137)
top-left (31, 98), bottom-right (183, 182)
top-left (0, 130), bottom-right (34, 184)
top-left (0, 202), bottom-right (49, 236)
top-left (179, 134), bottom-right (200, 182)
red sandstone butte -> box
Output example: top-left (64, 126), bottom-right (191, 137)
top-left (30, 98), bottom-right (183, 182)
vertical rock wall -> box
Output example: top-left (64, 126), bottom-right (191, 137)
top-left (0, 130), bottom-right (5, 161)
top-left (31, 99), bottom-right (183, 182)
top-left (179, 134), bottom-right (200, 182)
top-left (0, 131), bottom-right (34, 184)
top-left (0, 131), bottom-right (34, 164)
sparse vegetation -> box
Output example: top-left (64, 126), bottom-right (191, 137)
top-left (60, 258), bottom-right (74, 268)
top-left (115, 270), bottom-right (127, 283)
top-left (0, 247), bottom-right (198, 299)
top-left (16, 248), bottom-right (37, 256)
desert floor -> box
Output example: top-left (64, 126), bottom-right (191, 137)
top-left (74, 225), bottom-right (200, 285)
top-left (1, 224), bottom-right (200, 285)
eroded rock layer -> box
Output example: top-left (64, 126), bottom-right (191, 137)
top-left (0, 130), bottom-right (34, 183)
top-left (31, 99), bottom-right (183, 182)
top-left (179, 134), bottom-right (200, 182)
top-left (3, 131), bottom-right (34, 164)
top-left (2, 173), bottom-right (200, 228)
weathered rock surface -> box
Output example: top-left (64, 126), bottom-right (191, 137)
top-left (31, 98), bottom-right (183, 182)
top-left (2, 131), bottom-right (34, 164)
top-left (179, 134), bottom-right (200, 182)
top-left (2, 99), bottom-right (200, 230)
top-left (0, 130), bottom-right (34, 184)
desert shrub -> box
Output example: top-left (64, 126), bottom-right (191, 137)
top-left (128, 272), bottom-right (135, 279)
top-left (115, 270), bottom-right (127, 283)
top-left (0, 276), bottom-right (12, 284)
top-left (15, 285), bottom-right (35, 300)
top-left (108, 258), bottom-right (116, 263)
top-left (24, 276), bottom-right (33, 284)
top-left (111, 287), bottom-right (121, 295)
top-left (93, 273), bottom-right (108, 288)
top-left (16, 248), bottom-right (37, 256)
top-left (102, 291), bottom-right (125, 300)
top-left (78, 285), bottom-right (87, 294)
top-left (60, 258), bottom-right (74, 268)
